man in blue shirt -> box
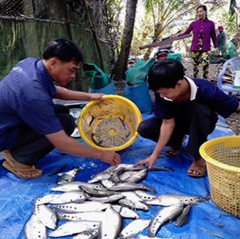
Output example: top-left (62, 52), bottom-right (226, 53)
top-left (135, 59), bottom-right (240, 177)
top-left (0, 39), bottom-right (120, 179)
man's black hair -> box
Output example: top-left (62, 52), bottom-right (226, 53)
top-left (147, 59), bottom-right (185, 91)
top-left (42, 39), bottom-right (84, 64)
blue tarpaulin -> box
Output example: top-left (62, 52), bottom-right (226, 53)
top-left (0, 114), bottom-right (238, 239)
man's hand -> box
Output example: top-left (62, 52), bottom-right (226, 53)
top-left (100, 151), bottom-right (121, 165)
top-left (134, 155), bottom-right (157, 170)
top-left (89, 93), bottom-right (104, 101)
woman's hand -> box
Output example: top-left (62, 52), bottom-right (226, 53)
top-left (134, 155), bottom-right (157, 170)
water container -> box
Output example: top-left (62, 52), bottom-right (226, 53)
top-left (233, 67), bottom-right (240, 88)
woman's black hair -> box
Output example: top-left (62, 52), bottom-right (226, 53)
top-left (147, 59), bottom-right (185, 91)
top-left (42, 39), bottom-right (83, 64)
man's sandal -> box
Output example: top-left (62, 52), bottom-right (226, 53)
top-left (2, 160), bottom-right (42, 179)
top-left (165, 148), bottom-right (181, 157)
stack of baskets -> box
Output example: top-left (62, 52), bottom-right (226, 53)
top-left (200, 136), bottom-right (240, 218)
top-left (78, 95), bottom-right (142, 151)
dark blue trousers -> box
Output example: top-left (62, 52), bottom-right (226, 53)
top-left (137, 103), bottom-right (218, 158)
top-left (9, 105), bottom-right (75, 165)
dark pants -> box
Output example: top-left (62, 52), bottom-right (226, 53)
top-left (9, 105), bottom-right (75, 165)
top-left (137, 103), bottom-right (218, 158)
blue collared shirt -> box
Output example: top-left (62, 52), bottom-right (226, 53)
top-left (0, 58), bottom-right (62, 149)
top-left (154, 77), bottom-right (239, 120)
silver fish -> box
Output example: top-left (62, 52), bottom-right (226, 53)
top-left (146, 194), bottom-right (205, 206)
top-left (98, 205), bottom-right (122, 239)
top-left (51, 181), bottom-right (105, 192)
top-left (48, 220), bottom-right (100, 237)
top-left (112, 205), bottom-right (140, 219)
top-left (73, 229), bottom-right (98, 239)
top-left (119, 219), bottom-right (150, 239)
top-left (88, 194), bottom-right (125, 203)
top-left (119, 168), bottom-right (148, 183)
top-left (79, 185), bottom-right (116, 197)
top-left (24, 214), bottom-right (47, 239)
top-left (134, 190), bottom-right (157, 201)
top-left (57, 211), bottom-right (105, 221)
top-left (118, 198), bottom-right (149, 211)
top-left (100, 178), bottom-right (116, 188)
top-left (50, 201), bottom-right (109, 213)
top-left (34, 204), bottom-right (57, 230)
top-left (108, 182), bottom-right (156, 193)
top-left (57, 166), bottom-right (80, 184)
top-left (175, 204), bottom-right (192, 227)
top-left (148, 203), bottom-right (184, 237)
top-left (35, 191), bottom-right (86, 205)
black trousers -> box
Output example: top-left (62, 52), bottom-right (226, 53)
top-left (137, 103), bottom-right (218, 158)
top-left (8, 104), bottom-right (75, 165)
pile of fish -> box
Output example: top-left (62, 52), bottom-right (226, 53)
top-left (24, 164), bottom-right (209, 239)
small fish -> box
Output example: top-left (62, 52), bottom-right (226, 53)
top-left (98, 205), bottom-right (122, 239)
top-left (112, 205), bottom-right (140, 219)
top-left (57, 166), bottom-right (80, 184)
top-left (148, 203), bottom-right (185, 237)
top-left (57, 211), bottom-right (105, 222)
top-left (88, 194), bottom-right (125, 203)
top-left (50, 201), bottom-right (109, 213)
top-left (34, 204), bottom-right (57, 230)
top-left (175, 204), bottom-right (192, 227)
top-left (73, 229), bottom-right (98, 239)
top-left (48, 220), bottom-right (100, 237)
top-left (79, 185), bottom-right (116, 197)
top-left (119, 168), bottom-right (148, 183)
top-left (108, 182), bottom-right (156, 193)
top-left (119, 219), bottom-right (150, 239)
top-left (24, 214), bottom-right (47, 239)
top-left (134, 190), bottom-right (157, 201)
top-left (51, 181), bottom-right (105, 192)
top-left (146, 194), bottom-right (205, 206)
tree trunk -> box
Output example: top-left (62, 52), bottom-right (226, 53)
top-left (112, 0), bottom-right (138, 80)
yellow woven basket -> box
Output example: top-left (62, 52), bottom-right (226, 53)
top-left (78, 95), bottom-right (142, 151)
top-left (199, 136), bottom-right (240, 218)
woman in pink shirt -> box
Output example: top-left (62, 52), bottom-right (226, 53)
top-left (178, 5), bottom-right (219, 80)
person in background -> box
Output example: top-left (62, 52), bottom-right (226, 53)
top-left (175, 4), bottom-right (219, 80)
top-left (0, 39), bottom-right (120, 179)
top-left (217, 26), bottom-right (227, 57)
top-left (135, 59), bottom-right (240, 177)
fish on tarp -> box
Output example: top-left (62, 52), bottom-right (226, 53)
top-left (73, 229), bottom-right (98, 239)
top-left (148, 203), bottom-right (185, 237)
top-left (34, 204), bottom-right (57, 230)
top-left (119, 168), bottom-right (148, 183)
top-left (145, 194), bottom-right (206, 206)
top-left (51, 181), bottom-right (105, 192)
top-left (134, 190), bottom-right (157, 201)
top-left (108, 182), bottom-right (156, 193)
top-left (57, 211), bottom-right (105, 222)
top-left (79, 185), bottom-right (116, 197)
top-left (24, 214), bottom-right (47, 239)
top-left (111, 205), bottom-right (140, 219)
top-left (119, 219), bottom-right (150, 239)
top-left (57, 166), bottom-right (80, 184)
top-left (88, 194), bottom-right (125, 203)
top-left (48, 220), bottom-right (100, 237)
top-left (35, 190), bottom-right (87, 205)
top-left (98, 205), bottom-right (122, 239)
top-left (50, 201), bottom-right (109, 213)
top-left (175, 204), bottom-right (192, 227)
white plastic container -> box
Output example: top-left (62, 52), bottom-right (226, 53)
top-left (233, 68), bottom-right (240, 88)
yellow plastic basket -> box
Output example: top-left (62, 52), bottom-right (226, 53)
top-left (199, 136), bottom-right (240, 217)
top-left (78, 95), bottom-right (142, 151)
